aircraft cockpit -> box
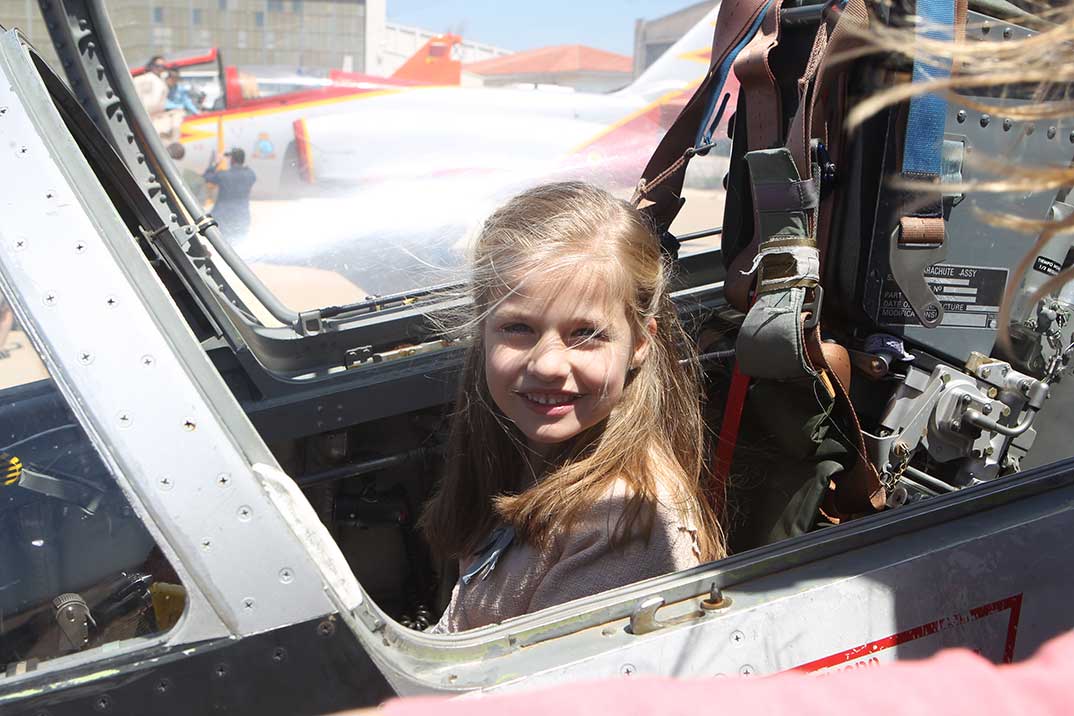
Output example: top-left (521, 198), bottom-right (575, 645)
top-left (1, 0), bottom-right (1074, 713)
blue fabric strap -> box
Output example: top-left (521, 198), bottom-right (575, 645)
top-left (695, 0), bottom-right (777, 149)
top-left (460, 526), bottom-right (516, 585)
top-left (902, 0), bottom-right (955, 177)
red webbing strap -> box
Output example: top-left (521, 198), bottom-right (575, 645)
top-left (712, 361), bottom-right (751, 512)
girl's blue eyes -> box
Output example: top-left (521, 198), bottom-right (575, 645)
top-left (498, 323), bottom-right (609, 342)
top-left (571, 327), bottom-right (608, 342)
top-left (500, 323), bottom-right (531, 335)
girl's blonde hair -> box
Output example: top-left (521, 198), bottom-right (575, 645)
top-left (419, 181), bottom-right (726, 562)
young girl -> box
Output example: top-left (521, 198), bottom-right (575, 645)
top-left (420, 181), bottom-right (725, 633)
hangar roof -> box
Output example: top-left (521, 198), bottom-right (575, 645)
top-left (464, 45), bottom-right (631, 76)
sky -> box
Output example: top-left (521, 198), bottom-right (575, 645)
top-left (386, 0), bottom-right (709, 56)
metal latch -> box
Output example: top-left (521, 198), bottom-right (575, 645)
top-left (345, 345), bottom-right (381, 368)
top-left (888, 220), bottom-right (946, 329)
top-left (298, 309), bottom-right (323, 336)
top-left (629, 585), bottom-right (731, 635)
top-left (53, 593), bottom-right (95, 654)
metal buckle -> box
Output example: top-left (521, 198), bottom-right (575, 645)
top-left (802, 284), bottom-right (824, 329)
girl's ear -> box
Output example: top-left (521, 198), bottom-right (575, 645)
top-left (632, 317), bottom-right (657, 369)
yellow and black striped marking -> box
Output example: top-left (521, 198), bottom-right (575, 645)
top-left (2, 452), bottom-right (22, 485)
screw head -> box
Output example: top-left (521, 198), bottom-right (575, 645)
top-left (117, 412), bottom-right (132, 428)
top-left (956, 110), bottom-right (967, 123)
top-left (93, 695), bottom-right (112, 712)
top-left (237, 505), bottom-right (252, 521)
top-left (1048, 126), bottom-right (1057, 139)
top-left (75, 241), bottom-right (86, 253)
top-left (980, 114), bottom-right (990, 128)
top-left (14, 238), bottom-right (26, 250)
top-left (213, 663), bottom-right (229, 679)
top-left (279, 568), bottom-right (294, 584)
top-left (1003, 27), bottom-right (1013, 38)
top-left (79, 352), bottom-right (94, 365)
top-left (43, 292), bottom-right (56, 306)
top-left (620, 663), bottom-right (636, 676)
top-left (141, 354), bottom-right (155, 366)
top-left (317, 619), bottom-right (336, 638)
top-left (1002, 118), bottom-right (1012, 131)
top-left (217, 472), bottom-right (231, 487)
top-left (739, 664), bottom-right (755, 676)
top-left (242, 598), bottom-right (255, 611)
top-left (155, 678), bottom-right (170, 694)
top-left (105, 295), bottom-right (118, 308)
top-left (183, 419), bottom-right (197, 431)
top-left (159, 476), bottom-right (173, 491)
top-left (731, 630), bottom-right (745, 644)
top-left (272, 647), bottom-right (287, 663)
top-left (200, 539), bottom-right (212, 551)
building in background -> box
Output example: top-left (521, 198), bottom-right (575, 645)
top-left (0, 0), bottom-right (384, 74)
top-left (464, 45), bottom-right (631, 92)
top-left (633, 0), bottom-right (717, 78)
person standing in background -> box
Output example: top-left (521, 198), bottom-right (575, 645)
top-left (203, 148), bottom-right (257, 241)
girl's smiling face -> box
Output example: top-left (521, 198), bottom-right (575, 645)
top-left (483, 271), bottom-right (650, 453)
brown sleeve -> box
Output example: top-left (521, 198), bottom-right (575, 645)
top-left (527, 491), bottom-right (700, 613)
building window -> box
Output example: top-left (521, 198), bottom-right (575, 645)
top-left (255, 11), bottom-right (265, 27)
top-left (152, 6), bottom-right (164, 24)
top-left (192, 8), bottom-right (203, 25)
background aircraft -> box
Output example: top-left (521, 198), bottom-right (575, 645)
top-left (170, 9), bottom-right (730, 306)
top-left (134, 34), bottom-right (463, 114)
top-left (174, 10), bottom-right (722, 198)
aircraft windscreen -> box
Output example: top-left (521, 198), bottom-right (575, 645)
top-left (11, 3), bottom-right (728, 313)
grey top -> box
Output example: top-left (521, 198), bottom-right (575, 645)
top-left (429, 479), bottom-right (701, 633)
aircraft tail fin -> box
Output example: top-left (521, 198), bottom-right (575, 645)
top-left (622, 7), bottom-right (718, 101)
top-left (390, 34), bottom-right (463, 85)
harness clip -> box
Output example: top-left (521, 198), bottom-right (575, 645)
top-left (802, 285), bottom-right (824, 330)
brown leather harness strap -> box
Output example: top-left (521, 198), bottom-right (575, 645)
top-left (634, 0), bottom-right (777, 230)
top-left (734, 0), bottom-right (784, 152)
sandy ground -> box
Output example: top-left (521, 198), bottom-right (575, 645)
top-left (676, 187), bottom-right (726, 255)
